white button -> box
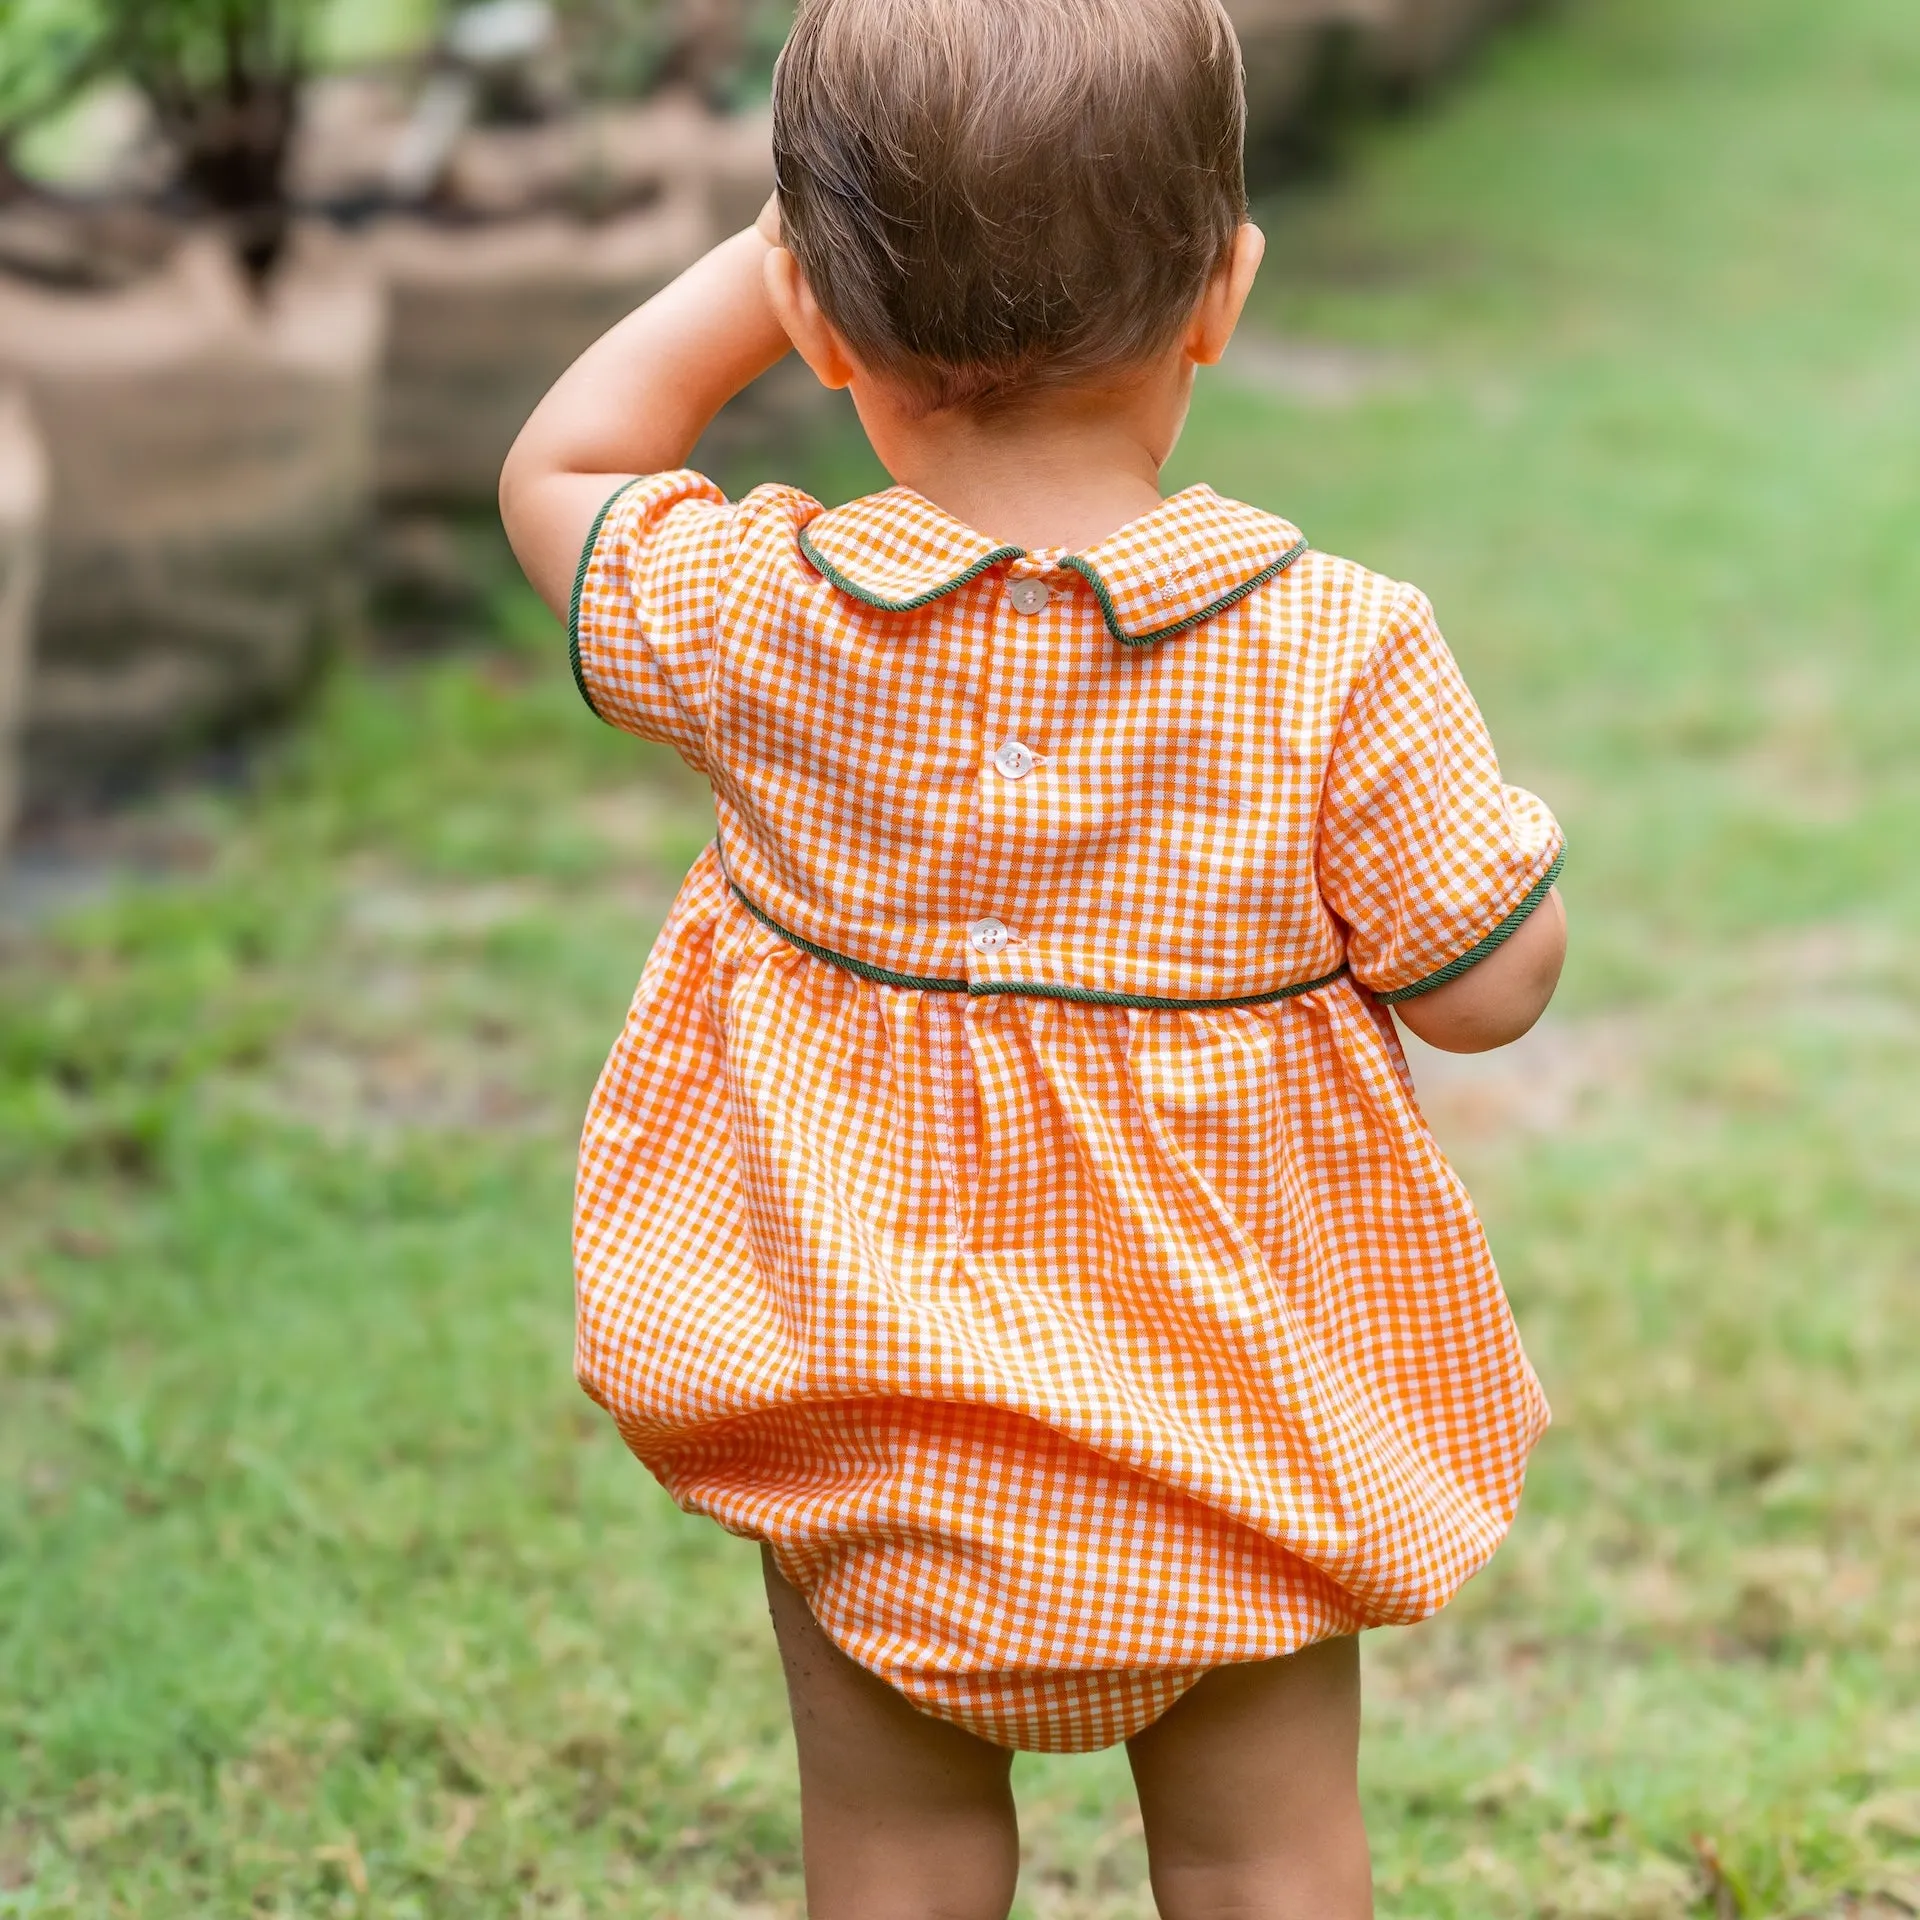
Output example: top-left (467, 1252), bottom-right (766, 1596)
top-left (1006, 579), bottom-right (1051, 615)
top-left (992, 742), bottom-right (1038, 780)
top-left (969, 918), bottom-right (1011, 955)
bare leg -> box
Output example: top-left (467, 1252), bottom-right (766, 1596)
top-left (1126, 1637), bottom-right (1373, 1920)
top-left (761, 1548), bottom-right (1021, 1920)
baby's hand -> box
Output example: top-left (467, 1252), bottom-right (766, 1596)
top-left (755, 194), bottom-right (783, 247)
top-left (500, 206), bottom-right (792, 617)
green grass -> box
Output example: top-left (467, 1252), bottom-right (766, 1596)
top-left (5, 0), bottom-right (1920, 1911)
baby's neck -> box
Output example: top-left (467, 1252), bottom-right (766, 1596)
top-left (855, 362), bottom-right (1190, 554)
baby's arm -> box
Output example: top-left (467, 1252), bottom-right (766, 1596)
top-left (499, 208), bottom-right (788, 619)
top-left (1390, 887), bottom-right (1566, 1054)
top-left (1317, 582), bottom-right (1569, 1056)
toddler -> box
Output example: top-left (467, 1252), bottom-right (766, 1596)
top-left (501, 0), bottom-right (1566, 1913)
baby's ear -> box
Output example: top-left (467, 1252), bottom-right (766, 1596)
top-left (1188, 223), bottom-right (1267, 367)
top-left (765, 247), bottom-right (858, 392)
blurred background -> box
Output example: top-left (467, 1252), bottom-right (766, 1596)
top-left (1, 1), bottom-right (1917, 1914)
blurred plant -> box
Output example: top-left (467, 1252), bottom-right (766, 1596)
top-left (104, 0), bottom-right (320, 278)
top-left (550, 0), bottom-right (789, 109)
top-left (0, 0), bottom-right (108, 179)
top-left (0, 0), bottom-right (320, 279)
top-left (550, 0), bottom-right (671, 104)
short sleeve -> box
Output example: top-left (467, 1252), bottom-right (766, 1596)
top-left (569, 469), bottom-right (733, 770)
top-left (1317, 586), bottom-right (1564, 1003)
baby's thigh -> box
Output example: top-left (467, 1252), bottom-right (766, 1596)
top-left (1126, 1638), bottom-right (1373, 1920)
top-left (760, 1549), bottom-right (1018, 1920)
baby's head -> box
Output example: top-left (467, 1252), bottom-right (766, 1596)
top-left (771, 0), bottom-right (1249, 417)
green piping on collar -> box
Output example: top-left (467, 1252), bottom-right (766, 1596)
top-left (800, 526), bottom-right (1025, 613)
top-left (720, 853), bottom-right (1349, 1011)
top-left (1060, 537), bottom-right (1312, 648)
top-left (801, 522), bottom-right (1312, 648)
top-left (567, 477), bottom-right (648, 720)
top-left (1377, 846), bottom-right (1566, 1005)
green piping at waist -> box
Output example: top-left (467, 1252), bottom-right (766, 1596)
top-left (717, 852), bottom-right (1350, 1011)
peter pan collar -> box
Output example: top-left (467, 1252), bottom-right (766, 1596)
top-left (799, 484), bottom-right (1310, 648)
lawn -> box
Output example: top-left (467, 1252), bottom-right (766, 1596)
top-left (4, 0), bottom-right (1920, 1912)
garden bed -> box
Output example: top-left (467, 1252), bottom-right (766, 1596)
top-left (0, 225), bottom-right (383, 812)
top-left (0, 389), bottom-right (47, 843)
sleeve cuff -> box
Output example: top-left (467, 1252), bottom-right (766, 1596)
top-left (567, 476), bottom-right (650, 722)
top-left (1375, 844), bottom-right (1565, 1005)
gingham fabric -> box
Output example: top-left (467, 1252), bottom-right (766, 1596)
top-left (571, 472), bottom-right (1559, 1753)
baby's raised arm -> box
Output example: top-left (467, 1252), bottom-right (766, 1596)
top-left (499, 209), bottom-right (788, 619)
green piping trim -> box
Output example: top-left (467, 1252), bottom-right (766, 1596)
top-left (724, 865), bottom-right (969, 991)
top-left (1376, 847), bottom-right (1567, 1005)
top-left (801, 521), bottom-right (1311, 650)
top-left (800, 526), bottom-right (1025, 613)
top-left (968, 967), bottom-right (1350, 1011)
top-left (1060, 538), bottom-right (1312, 649)
top-left (567, 477), bottom-right (648, 720)
top-left (719, 851), bottom-right (1349, 1010)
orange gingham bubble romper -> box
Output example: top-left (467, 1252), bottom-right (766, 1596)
top-left (570, 469), bottom-right (1560, 1754)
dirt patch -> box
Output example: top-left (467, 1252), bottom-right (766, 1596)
top-left (1218, 325), bottom-right (1416, 408)
top-left (1736, 664), bottom-right (1866, 827)
top-left (1017, 1792), bottom-right (1151, 1920)
top-left (1402, 1012), bottom-right (1639, 1152)
top-left (0, 804), bottom-right (222, 935)
top-left (258, 1031), bottom-right (552, 1141)
top-left (0, 1273), bottom-right (61, 1368)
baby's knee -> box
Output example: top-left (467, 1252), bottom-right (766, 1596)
top-left (1148, 1851), bottom-right (1373, 1920)
top-left (803, 1832), bottom-right (1017, 1920)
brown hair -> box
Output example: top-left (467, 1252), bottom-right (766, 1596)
top-left (772, 0), bottom-right (1248, 415)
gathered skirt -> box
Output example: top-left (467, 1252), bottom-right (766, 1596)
top-left (574, 849), bottom-right (1549, 1751)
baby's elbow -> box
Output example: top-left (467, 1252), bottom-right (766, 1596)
top-left (1397, 990), bottom-right (1550, 1055)
top-left (1392, 889), bottom-right (1567, 1055)
top-left (498, 429), bottom-right (539, 535)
